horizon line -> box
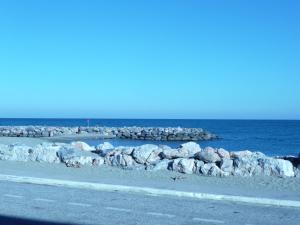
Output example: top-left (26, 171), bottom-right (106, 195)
top-left (0, 117), bottom-right (299, 121)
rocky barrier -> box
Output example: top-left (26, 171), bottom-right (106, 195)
top-left (0, 126), bottom-right (217, 141)
top-left (0, 141), bottom-right (299, 178)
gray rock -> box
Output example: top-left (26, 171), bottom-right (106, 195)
top-left (194, 160), bottom-right (205, 174)
top-left (200, 163), bottom-right (228, 177)
top-left (209, 164), bottom-right (229, 177)
top-left (258, 158), bottom-right (294, 177)
top-left (178, 142), bottom-right (201, 156)
top-left (172, 158), bottom-right (195, 174)
top-left (57, 147), bottom-right (104, 167)
top-left (195, 147), bottom-right (221, 163)
top-left (160, 142), bottom-right (201, 159)
top-left (96, 142), bottom-right (116, 156)
top-left (147, 159), bottom-right (172, 171)
top-left (220, 158), bottom-right (233, 173)
top-left (0, 144), bottom-right (31, 162)
top-left (276, 155), bottom-right (300, 168)
top-left (233, 154), bottom-right (262, 176)
top-left (295, 168), bottom-right (300, 178)
top-left (200, 163), bottom-right (214, 175)
top-left (132, 144), bottom-right (161, 165)
top-left (217, 148), bottom-right (230, 159)
top-left (29, 143), bottom-right (61, 163)
top-left (107, 153), bottom-right (136, 168)
top-left (160, 147), bottom-right (181, 159)
top-left (0, 126), bottom-right (217, 141)
top-left (114, 146), bottom-right (135, 155)
top-left (71, 141), bottom-right (95, 152)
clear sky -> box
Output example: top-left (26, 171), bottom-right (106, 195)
top-left (0, 0), bottom-right (299, 119)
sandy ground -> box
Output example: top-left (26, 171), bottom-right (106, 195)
top-left (0, 137), bottom-right (49, 147)
top-left (0, 160), bottom-right (299, 201)
top-left (0, 134), bottom-right (106, 146)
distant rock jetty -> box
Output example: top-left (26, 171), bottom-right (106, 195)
top-left (0, 126), bottom-right (217, 141)
top-left (0, 141), bottom-right (299, 178)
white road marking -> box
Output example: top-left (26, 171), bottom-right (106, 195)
top-left (1, 174), bottom-right (300, 208)
top-left (34, 198), bottom-right (55, 203)
top-left (146, 212), bottom-right (175, 218)
top-left (3, 194), bottom-right (23, 199)
top-left (67, 202), bottom-right (91, 207)
top-left (192, 217), bottom-right (225, 224)
top-left (105, 207), bottom-right (132, 213)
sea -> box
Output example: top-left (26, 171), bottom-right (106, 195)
top-left (0, 118), bottom-right (299, 157)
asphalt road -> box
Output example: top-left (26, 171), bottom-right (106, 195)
top-left (0, 181), bottom-right (299, 225)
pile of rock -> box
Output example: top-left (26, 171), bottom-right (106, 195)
top-left (0, 141), bottom-right (298, 178)
top-left (0, 126), bottom-right (217, 141)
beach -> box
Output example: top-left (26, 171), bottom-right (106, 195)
top-left (1, 160), bottom-right (300, 201)
top-left (0, 124), bottom-right (299, 208)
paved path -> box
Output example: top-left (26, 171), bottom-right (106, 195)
top-left (0, 180), bottom-right (300, 225)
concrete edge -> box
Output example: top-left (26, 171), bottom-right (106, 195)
top-left (0, 174), bottom-right (299, 208)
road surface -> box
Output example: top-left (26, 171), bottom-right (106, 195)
top-left (0, 180), bottom-right (299, 225)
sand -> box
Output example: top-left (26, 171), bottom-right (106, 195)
top-left (0, 137), bottom-right (49, 147)
top-left (0, 134), bottom-right (104, 146)
top-left (0, 160), bottom-right (299, 201)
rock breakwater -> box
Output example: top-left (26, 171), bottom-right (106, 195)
top-left (0, 141), bottom-right (299, 178)
top-left (0, 126), bottom-right (217, 141)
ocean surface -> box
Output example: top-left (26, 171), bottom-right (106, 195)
top-left (0, 118), bottom-right (300, 156)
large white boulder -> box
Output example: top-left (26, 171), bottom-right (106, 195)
top-left (105, 152), bottom-right (136, 168)
top-left (0, 144), bottom-right (31, 162)
top-left (194, 160), bottom-right (205, 174)
top-left (217, 148), bottom-right (230, 159)
top-left (233, 155), bottom-right (262, 176)
top-left (220, 158), bottom-right (234, 173)
top-left (160, 142), bottom-right (201, 159)
top-left (200, 163), bottom-right (228, 177)
top-left (114, 146), bottom-right (135, 155)
top-left (149, 159), bottom-right (172, 171)
top-left (57, 147), bottom-right (104, 167)
top-left (258, 158), bottom-right (295, 177)
top-left (172, 158), bottom-right (195, 174)
top-left (132, 144), bottom-right (161, 165)
top-left (29, 142), bottom-right (61, 163)
top-left (71, 141), bottom-right (95, 152)
top-left (195, 147), bottom-right (221, 163)
top-left (179, 142), bottom-right (201, 155)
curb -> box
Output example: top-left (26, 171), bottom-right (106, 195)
top-left (0, 174), bottom-right (299, 208)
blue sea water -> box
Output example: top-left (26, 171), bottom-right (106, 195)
top-left (0, 118), bottom-right (299, 156)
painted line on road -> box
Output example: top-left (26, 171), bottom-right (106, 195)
top-left (192, 217), bottom-right (224, 224)
top-left (1, 174), bottom-right (300, 208)
top-left (105, 207), bottom-right (132, 212)
top-left (3, 194), bottom-right (24, 199)
top-left (67, 202), bottom-right (91, 207)
top-left (34, 198), bottom-right (55, 203)
top-left (146, 212), bottom-right (175, 218)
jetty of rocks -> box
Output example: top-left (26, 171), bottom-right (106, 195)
top-left (0, 141), bottom-right (299, 178)
top-left (0, 126), bottom-right (217, 141)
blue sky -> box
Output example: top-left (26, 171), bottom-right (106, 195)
top-left (0, 0), bottom-right (299, 119)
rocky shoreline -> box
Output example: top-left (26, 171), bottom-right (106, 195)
top-left (0, 141), bottom-right (299, 178)
top-left (0, 126), bottom-right (217, 141)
